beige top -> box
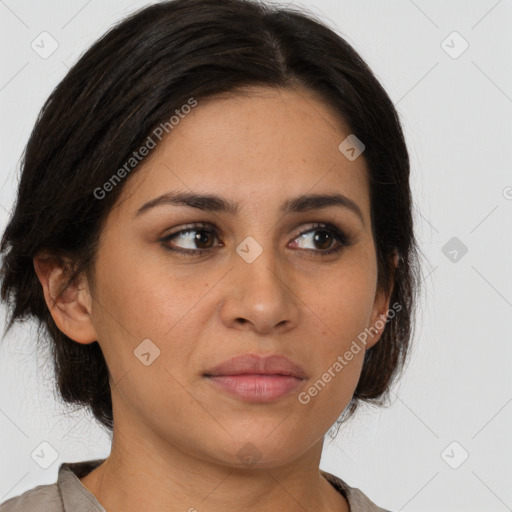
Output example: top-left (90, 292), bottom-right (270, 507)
top-left (0, 459), bottom-right (391, 512)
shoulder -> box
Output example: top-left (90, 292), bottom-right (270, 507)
top-left (0, 458), bottom-right (106, 512)
top-left (321, 469), bottom-right (394, 512)
top-left (0, 482), bottom-right (62, 512)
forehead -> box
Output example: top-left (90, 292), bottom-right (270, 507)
top-left (114, 85), bottom-right (371, 222)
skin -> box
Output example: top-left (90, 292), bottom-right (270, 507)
top-left (34, 85), bottom-right (396, 512)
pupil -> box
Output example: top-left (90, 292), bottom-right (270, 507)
top-left (315, 231), bottom-right (330, 250)
top-left (196, 231), bottom-right (211, 248)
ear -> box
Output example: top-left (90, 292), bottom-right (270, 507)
top-left (33, 253), bottom-right (97, 344)
top-left (365, 250), bottom-right (399, 350)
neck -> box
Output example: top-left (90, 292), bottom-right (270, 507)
top-left (79, 418), bottom-right (348, 512)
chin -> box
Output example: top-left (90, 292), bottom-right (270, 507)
top-left (205, 432), bottom-right (311, 470)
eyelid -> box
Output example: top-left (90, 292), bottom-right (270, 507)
top-left (289, 222), bottom-right (351, 253)
top-left (158, 221), bottom-right (351, 255)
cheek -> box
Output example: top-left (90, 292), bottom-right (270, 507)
top-left (89, 258), bottom-right (202, 428)
top-left (92, 243), bottom-right (186, 334)
top-left (311, 286), bottom-right (370, 386)
top-left (90, 246), bottom-right (210, 385)
top-left (299, 262), bottom-right (375, 398)
top-left (312, 264), bottom-right (376, 342)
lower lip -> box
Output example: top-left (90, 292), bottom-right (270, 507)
top-left (205, 374), bottom-right (304, 402)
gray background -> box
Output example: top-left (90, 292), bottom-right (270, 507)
top-left (1, 0), bottom-right (511, 510)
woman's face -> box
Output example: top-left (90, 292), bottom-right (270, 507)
top-left (84, 86), bottom-right (392, 468)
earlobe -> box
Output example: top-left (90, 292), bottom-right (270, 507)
top-left (33, 254), bottom-right (98, 344)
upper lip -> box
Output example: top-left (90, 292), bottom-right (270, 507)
top-left (204, 354), bottom-right (307, 379)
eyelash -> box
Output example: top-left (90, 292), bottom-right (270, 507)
top-left (158, 222), bottom-right (352, 258)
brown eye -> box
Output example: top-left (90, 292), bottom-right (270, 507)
top-left (191, 230), bottom-right (215, 249)
top-left (159, 222), bottom-right (350, 257)
top-left (159, 224), bottom-right (221, 255)
top-left (290, 223), bottom-right (349, 256)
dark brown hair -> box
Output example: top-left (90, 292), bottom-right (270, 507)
top-left (0, 0), bottom-right (422, 432)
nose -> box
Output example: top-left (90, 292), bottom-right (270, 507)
top-left (218, 240), bottom-right (300, 335)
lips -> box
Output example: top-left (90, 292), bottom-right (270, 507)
top-left (203, 354), bottom-right (307, 402)
top-left (203, 353), bottom-right (307, 379)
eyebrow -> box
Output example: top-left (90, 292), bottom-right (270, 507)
top-left (135, 191), bottom-right (364, 225)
